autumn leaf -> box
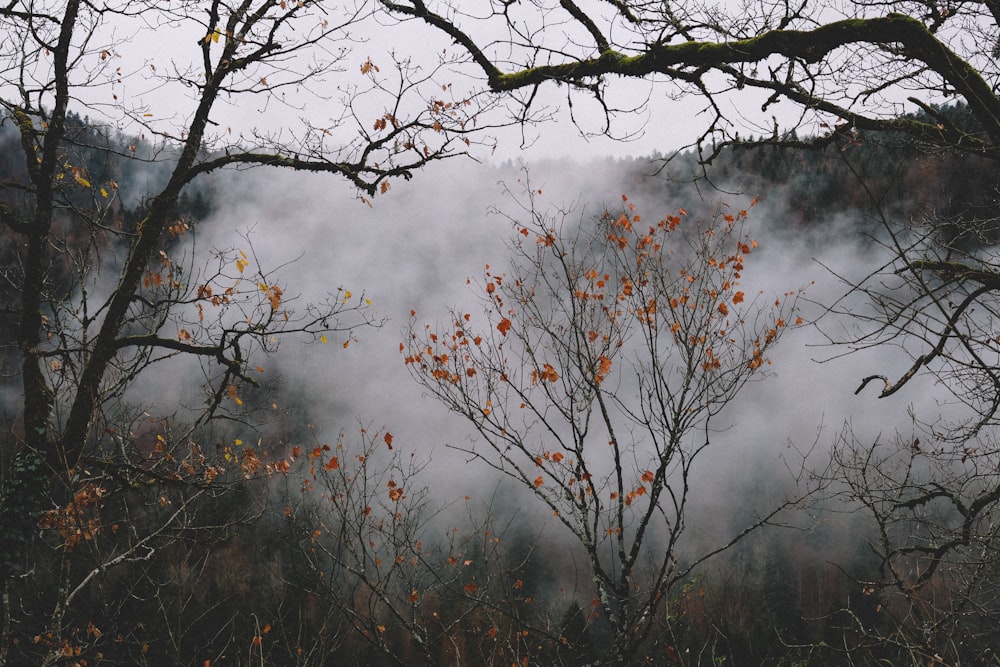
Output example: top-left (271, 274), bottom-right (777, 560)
top-left (595, 356), bottom-right (612, 384)
top-left (733, 291), bottom-right (745, 304)
top-left (384, 432), bottom-right (393, 449)
top-left (532, 363), bottom-right (560, 383)
top-left (497, 318), bottom-right (512, 336)
top-left (533, 476), bottom-right (544, 488)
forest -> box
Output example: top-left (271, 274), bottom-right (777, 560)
top-left (3, 2), bottom-right (1000, 666)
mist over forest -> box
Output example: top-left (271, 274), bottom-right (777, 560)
top-left (10, 0), bottom-right (1000, 662)
top-left (3, 99), bottom-right (998, 666)
top-left (0, 92), bottom-right (998, 665)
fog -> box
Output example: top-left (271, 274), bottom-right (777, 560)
top-left (184, 154), bottom-right (944, 533)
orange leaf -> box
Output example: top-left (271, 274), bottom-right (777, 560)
top-left (497, 318), bottom-right (512, 336)
top-left (533, 476), bottom-right (544, 488)
top-left (384, 433), bottom-right (393, 449)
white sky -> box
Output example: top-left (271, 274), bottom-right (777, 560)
top-left (84, 3), bottom-right (823, 164)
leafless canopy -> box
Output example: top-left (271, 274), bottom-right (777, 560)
top-left (382, 0), bottom-right (1000, 160)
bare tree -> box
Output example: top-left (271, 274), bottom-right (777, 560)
top-left (0, 1), bottom-right (493, 661)
top-left (405, 183), bottom-right (803, 665)
top-left (375, 5), bottom-right (1000, 661)
top-left (820, 198), bottom-right (1000, 665)
top-left (278, 425), bottom-right (470, 666)
top-left (825, 420), bottom-right (1000, 665)
top-left (381, 0), bottom-right (1000, 160)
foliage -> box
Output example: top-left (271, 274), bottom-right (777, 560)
top-left (379, 3), bottom-right (1000, 659)
top-left (0, 1), bottom-right (487, 662)
top-left (405, 182), bottom-right (804, 665)
top-left (5, 0), bottom-right (1000, 658)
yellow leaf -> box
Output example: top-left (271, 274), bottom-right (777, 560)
top-left (100, 187), bottom-right (108, 198)
top-left (75, 176), bottom-right (91, 188)
top-left (212, 30), bottom-right (221, 43)
top-left (319, 335), bottom-right (329, 344)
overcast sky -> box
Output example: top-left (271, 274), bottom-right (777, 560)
top-left (95, 2), bottom-right (822, 165)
